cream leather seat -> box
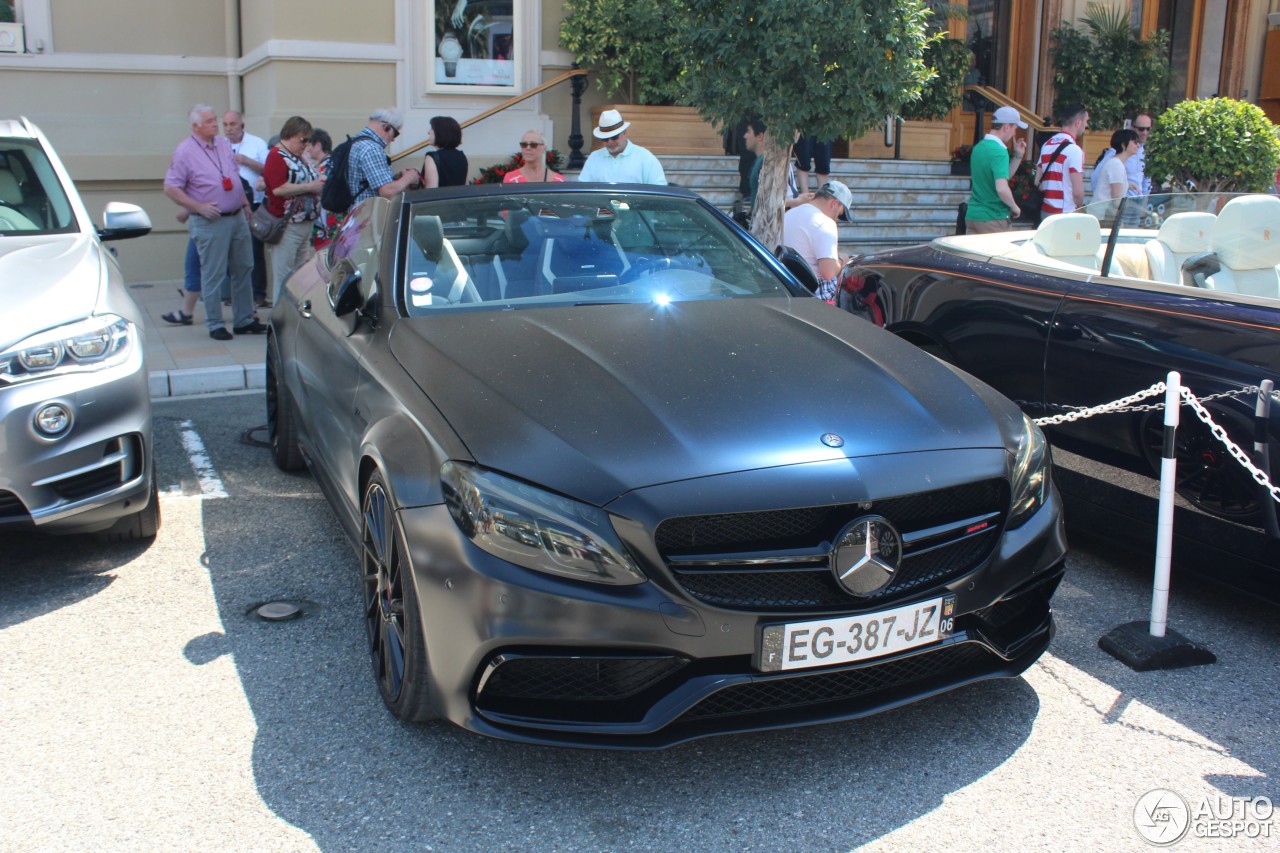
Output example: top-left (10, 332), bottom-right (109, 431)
top-left (1017, 213), bottom-right (1101, 271)
top-left (1144, 212), bottom-right (1214, 284)
top-left (1207, 196), bottom-right (1280, 298)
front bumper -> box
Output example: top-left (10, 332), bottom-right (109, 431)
top-left (400, 477), bottom-right (1067, 749)
top-left (0, 343), bottom-right (153, 535)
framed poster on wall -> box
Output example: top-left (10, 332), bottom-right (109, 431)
top-left (428, 0), bottom-right (520, 94)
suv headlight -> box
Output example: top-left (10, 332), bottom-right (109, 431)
top-left (1008, 413), bottom-right (1051, 528)
top-left (0, 314), bottom-right (134, 385)
top-left (442, 462), bottom-right (646, 586)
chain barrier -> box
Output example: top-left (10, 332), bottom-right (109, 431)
top-left (1179, 387), bottom-right (1280, 504)
top-left (1030, 382), bottom-right (1280, 506)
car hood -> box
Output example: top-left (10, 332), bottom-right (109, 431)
top-left (0, 234), bottom-right (103, 349)
top-left (390, 299), bottom-right (1010, 505)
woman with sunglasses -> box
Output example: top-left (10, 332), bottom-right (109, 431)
top-left (503, 130), bottom-right (565, 183)
top-left (420, 116), bottom-right (469, 188)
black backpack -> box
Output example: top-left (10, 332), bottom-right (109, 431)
top-left (320, 135), bottom-right (375, 215)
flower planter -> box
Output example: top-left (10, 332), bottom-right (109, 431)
top-left (950, 160), bottom-right (970, 176)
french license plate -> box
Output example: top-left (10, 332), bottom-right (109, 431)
top-left (758, 595), bottom-right (957, 673)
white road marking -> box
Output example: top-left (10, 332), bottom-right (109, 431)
top-left (173, 419), bottom-right (228, 499)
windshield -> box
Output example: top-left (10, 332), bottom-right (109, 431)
top-left (401, 191), bottom-right (793, 313)
top-left (0, 138), bottom-right (76, 235)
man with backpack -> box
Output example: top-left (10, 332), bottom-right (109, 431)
top-left (1036, 103), bottom-right (1088, 216)
top-left (320, 107), bottom-right (421, 219)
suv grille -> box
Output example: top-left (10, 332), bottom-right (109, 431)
top-left (656, 480), bottom-right (1007, 612)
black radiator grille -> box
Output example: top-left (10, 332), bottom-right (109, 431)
top-left (658, 480), bottom-right (1007, 612)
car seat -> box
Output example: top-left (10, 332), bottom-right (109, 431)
top-left (1144, 212), bottom-right (1214, 284)
top-left (0, 169), bottom-right (40, 228)
top-left (1206, 195), bottom-right (1280, 299)
top-left (408, 214), bottom-right (474, 307)
top-left (1030, 213), bottom-right (1101, 270)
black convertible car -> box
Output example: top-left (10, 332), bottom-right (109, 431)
top-left (850, 193), bottom-right (1280, 598)
top-left (267, 183), bottom-right (1065, 747)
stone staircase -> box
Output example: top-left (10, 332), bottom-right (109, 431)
top-left (658, 154), bottom-right (969, 255)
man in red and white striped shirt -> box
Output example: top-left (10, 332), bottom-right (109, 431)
top-left (1037, 104), bottom-right (1089, 216)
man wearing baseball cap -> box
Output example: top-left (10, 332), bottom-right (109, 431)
top-left (577, 108), bottom-right (667, 184)
top-left (965, 105), bottom-right (1029, 234)
top-left (782, 179), bottom-right (853, 301)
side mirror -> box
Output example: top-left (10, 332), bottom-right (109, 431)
top-left (332, 270), bottom-right (364, 316)
top-left (98, 202), bottom-right (152, 242)
top-left (774, 245), bottom-right (820, 294)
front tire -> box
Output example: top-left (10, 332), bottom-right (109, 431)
top-left (99, 461), bottom-right (161, 543)
top-left (361, 472), bottom-right (436, 722)
top-left (267, 338), bottom-right (305, 471)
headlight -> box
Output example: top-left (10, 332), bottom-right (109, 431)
top-left (1008, 413), bottom-right (1051, 528)
top-left (442, 462), bottom-right (646, 586)
top-left (0, 314), bottom-right (134, 385)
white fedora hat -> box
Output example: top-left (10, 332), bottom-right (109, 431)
top-left (593, 108), bottom-right (631, 139)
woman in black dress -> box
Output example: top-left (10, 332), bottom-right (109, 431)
top-left (421, 115), bottom-right (468, 187)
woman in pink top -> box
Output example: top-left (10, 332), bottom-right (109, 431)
top-left (503, 130), bottom-right (565, 183)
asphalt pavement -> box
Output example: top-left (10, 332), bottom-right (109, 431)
top-left (1, 393), bottom-right (1277, 852)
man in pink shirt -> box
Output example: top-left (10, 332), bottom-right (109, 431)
top-left (163, 104), bottom-right (265, 340)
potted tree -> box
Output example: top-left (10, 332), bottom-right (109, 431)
top-left (1144, 98), bottom-right (1280, 193)
top-left (1049, 3), bottom-right (1170, 131)
top-left (560, 0), bottom-right (723, 154)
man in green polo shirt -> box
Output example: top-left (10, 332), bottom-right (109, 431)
top-left (965, 106), bottom-right (1029, 234)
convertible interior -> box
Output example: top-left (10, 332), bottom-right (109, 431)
top-left (934, 193), bottom-right (1280, 303)
top-left (400, 193), bottom-right (791, 312)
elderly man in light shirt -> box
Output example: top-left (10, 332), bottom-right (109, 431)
top-left (577, 108), bottom-right (667, 185)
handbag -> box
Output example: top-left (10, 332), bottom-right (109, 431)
top-left (249, 204), bottom-right (286, 244)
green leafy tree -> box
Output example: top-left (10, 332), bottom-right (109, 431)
top-left (673, 0), bottom-right (934, 247)
top-left (1049, 2), bottom-right (1170, 129)
top-left (1144, 98), bottom-right (1280, 193)
top-left (902, 37), bottom-right (973, 122)
top-left (559, 0), bottom-right (685, 105)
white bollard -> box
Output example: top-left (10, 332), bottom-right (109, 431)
top-left (1149, 371), bottom-right (1181, 639)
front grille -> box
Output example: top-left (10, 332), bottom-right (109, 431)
top-left (681, 643), bottom-right (994, 721)
top-left (658, 480), bottom-right (1008, 612)
top-left (480, 655), bottom-right (689, 702)
top-left (0, 490), bottom-right (29, 520)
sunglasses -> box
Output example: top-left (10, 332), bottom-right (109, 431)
top-left (1134, 125), bottom-right (1152, 131)
top-left (382, 122), bottom-right (401, 139)
top-left (519, 141), bottom-right (544, 149)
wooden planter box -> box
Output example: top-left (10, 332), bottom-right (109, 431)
top-left (589, 105), bottom-right (724, 156)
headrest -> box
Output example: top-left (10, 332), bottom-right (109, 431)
top-left (1157, 212), bottom-right (1214, 253)
top-left (1212, 195), bottom-right (1280, 270)
top-left (1033, 213), bottom-right (1100, 258)
top-left (0, 170), bottom-right (22, 203)
top-left (504, 208), bottom-right (530, 253)
top-left (411, 215), bottom-right (444, 262)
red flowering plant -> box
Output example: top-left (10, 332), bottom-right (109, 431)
top-left (1008, 159), bottom-right (1039, 212)
top-left (471, 148), bottom-right (566, 184)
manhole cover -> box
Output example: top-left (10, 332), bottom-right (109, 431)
top-left (256, 601), bottom-right (303, 621)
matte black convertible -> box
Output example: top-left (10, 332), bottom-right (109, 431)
top-left (267, 183), bottom-right (1065, 747)
top-left (850, 193), bottom-right (1280, 597)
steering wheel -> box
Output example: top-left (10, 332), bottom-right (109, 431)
top-left (619, 256), bottom-right (674, 284)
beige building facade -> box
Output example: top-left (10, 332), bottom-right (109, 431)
top-left (0, 0), bottom-right (600, 281)
top-left (1, 1), bottom-right (1276, 280)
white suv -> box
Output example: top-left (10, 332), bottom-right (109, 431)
top-left (0, 117), bottom-right (159, 540)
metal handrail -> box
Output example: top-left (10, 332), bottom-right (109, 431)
top-left (390, 68), bottom-right (589, 164)
top-left (963, 85), bottom-right (1051, 133)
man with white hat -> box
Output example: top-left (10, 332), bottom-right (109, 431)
top-left (965, 105), bottom-right (1029, 234)
top-left (577, 108), bottom-right (668, 185)
top-left (782, 179), bottom-right (854, 302)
